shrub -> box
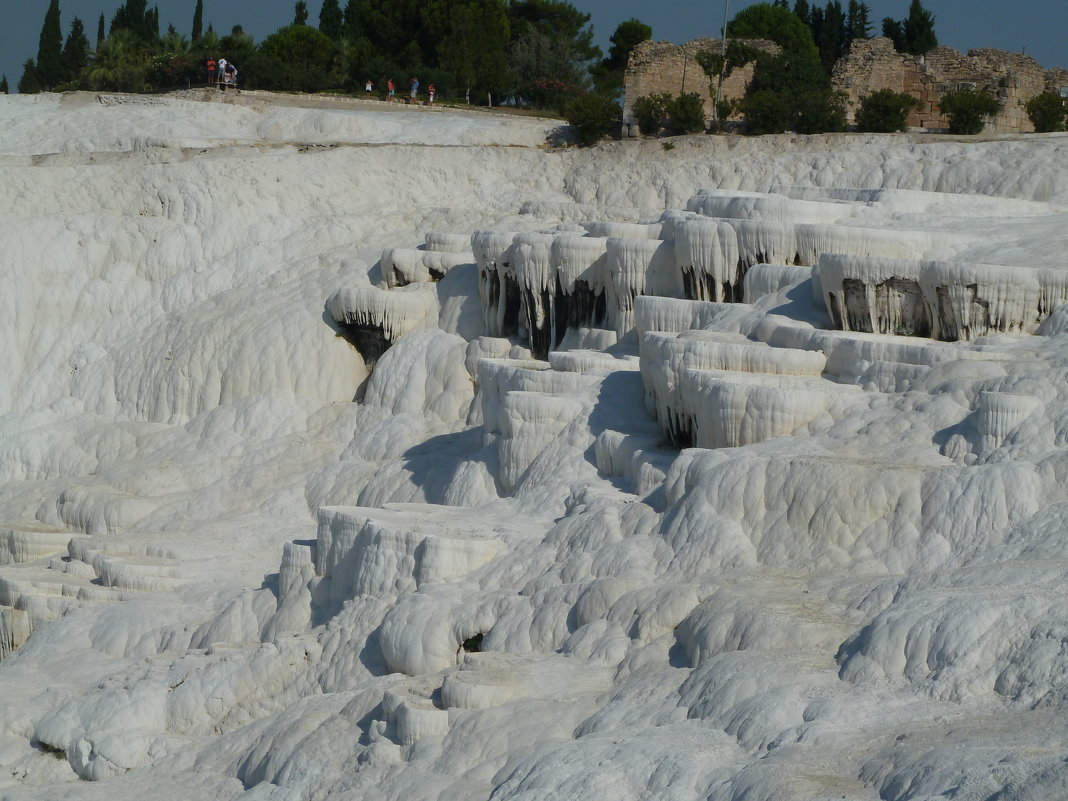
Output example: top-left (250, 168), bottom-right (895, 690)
top-left (1025, 91), bottom-right (1067, 133)
top-left (856, 89), bottom-right (920, 132)
top-left (564, 92), bottom-right (619, 147)
top-left (633, 93), bottom-right (671, 135)
top-left (938, 88), bottom-right (999, 135)
top-left (739, 89), bottom-right (794, 134)
top-left (668, 92), bottom-right (706, 134)
top-left (795, 90), bottom-right (847, 134)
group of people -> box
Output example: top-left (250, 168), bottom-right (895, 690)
top-left (369, 77), bottom-right (435, 104)
top-left (206, 58), bottom-right (238, 90)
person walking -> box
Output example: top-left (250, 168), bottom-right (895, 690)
top-left (364, 79), bottom-right (373, 96)
top-left (428, 83), bottom-right (435, 104)
top-left (217, 57), bottom-right (228, 90)
top-left (387, 78), bottom-right (395, 102)
top-left (207, 57), bottom-right (216, 85)
top-left (409, 76), bottom-right (419, 103)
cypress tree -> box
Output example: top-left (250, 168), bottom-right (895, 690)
top-left (817, 1), bottom-right (846, 74)
top-left (881, 18), bottom-right (905, 51)
top-left (62, 17), bottom-right (90, 84)
top-left (192, 0), bottom-right (203, 40)
top-left (903, 0), bottom-right (937, 55)
top-left (342, 0), bottom-right (360, 40)
top-left (0, 76), bottom-right (8, 94)
top-left (19, 60), bottom-right (42, 94)
top-left (319, 0), bottom-right (343, 40)
top-left (36, 0), bottom-right (65, 89)
top-left (294, 1), bottom-right (309, 26)
top-left (97, 14), bottom-right (106, 49)
top-left (793, 0), bottom-right (810, 27)
top-left (847, 1), bottom-right (871, 43)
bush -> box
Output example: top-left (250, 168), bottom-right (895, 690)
top-left (633, 93), bottom-right (671, 135)
top-left (795, 90), bottom-right (847, 134)
top-left (938, 88), bottom-right (999, 135)
top-left (739, 89), bottom-right (794, 135)
top-left (1025, 91), bottom-right (1067, 133)
top-left (668, 92), bottom-right (706, 134)
top-left (564, 92), bottom-right (620, 146)
top-left (856, 89), bottom-right (920, 132)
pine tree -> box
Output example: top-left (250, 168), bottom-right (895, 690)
top-left (36, 0), bottom-right (64, 89)
top-left (817, 1), bottom-right (846, 74)
top-left (62, 17), bottom-right (90, 84)
top-left (192, 0), bottom-right (203, 40)
top-left (0, 76), bottom-right (8, 94)
top-left (294, 1), bottom-right (309, 26)
top-left (881, 18), bottom-right (905, 51)
top-left (342, 0), bottom-right (360, 40)
top-left (903, 0), bottom-right (937, 54)
top-left (319, 0), bottom-right (342, 40)
top-left (19, 60), bottom-right (42, 94)
top-left (97, 14), bottom-right (106, 49)
top-left (793, 0), bottom-right (810, 27)
top-left (847, 1), bottom-right (871, 43)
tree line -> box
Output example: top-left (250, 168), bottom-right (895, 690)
top-left (11, 0), bottom-right (652, 107)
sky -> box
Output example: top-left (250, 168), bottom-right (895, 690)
top-left (1, 0), bottom-right (1066, 94)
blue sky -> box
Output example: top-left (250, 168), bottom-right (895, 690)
top-left (2, 1), bottom-right (1065, 93)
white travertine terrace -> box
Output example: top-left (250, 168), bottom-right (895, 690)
top-left (7, 94), bottom-right (1068, 801)
top-left (687, 188), bottom-right (856, 224)
top-left (817, 253), bottom-right (1068, 340)
top-left (471, 229), bottom-right (522, 337)
top-left (679, 369), bottom-right (862, 449)
top-left (606, 237), bottom-right (681, 341)
top-left (640, 331), bottom-right (830, 446)
top-left (380, 247), bottom-right (473, 288)
top-left (582, 220), bottom-right (664, 239)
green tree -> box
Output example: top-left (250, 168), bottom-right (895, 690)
top-left (61, 17), bottom-right (91, 85)
top-left (111, 0), bottom-right (158, 44)
top-left (816, 1), bottom-right (846, 74)
top-left (903, 0), bottom-right (937, 55)
top-left (846, 1), bottom-right (871, 42)
top-left (856, 88), bottom-right (918, 131)
top-left (88, 28), bottom-right (149, 90)
top-left (938, 88), bottom-right (998, 134)
top-left (294, 1), bottom-right (309, 26)
top-left (36, 0), bottom-right (65, 89)
top-left (259, 24), bottom-right (337, 90)
top-left (668, 92), bottom-right (706, 134)
top-left (1025, 91), bottom-right (1067, 133)
top-left (793, 0), bottom-right (810, 26)
top-left (633, 93), bottom-right (671, 135)
top-left (592, 17), bottom-right (651, 95)
top-left (881, 17), bottom-right (904, 51)
top-left (0, 76), bottom-right (8, 94)
top-left (795, 88), bottom-right (846, 132)
top-left (342, 0), bottom-right (360, 39)
top-left (564, 91), bottom-right (618, 145)
top-left (728, 2), bottom-right (817, 55)
top-left (508, 0), bottom-right (601, 101)
top-left (191, 0), bottom-right (203, 40)
top-left (423, 0), bottom-right (510, 96)
top-left (97, 14), bottom-right (106, 49)
top-left (19, 60), bottom-right (42, 93)
top-left (320, 0), bottom-right (343, 40)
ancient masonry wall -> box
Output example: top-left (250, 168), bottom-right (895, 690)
top-left (622, 38), bottom-right (779, 134)
top-left (626, 35), bottom-right (1067, 135)
top-left (832, 38), bottom-right (1057, 133)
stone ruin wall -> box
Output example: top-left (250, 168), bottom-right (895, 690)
top-left (622, 38), bottom-right (779, 134)
top-left (626, 35), bottom-right (1067, 135)
top-left (832, 38), bottom-right (1060, 133)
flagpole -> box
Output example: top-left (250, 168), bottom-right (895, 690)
top-left (714, 0), bottom-right (730, 124)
